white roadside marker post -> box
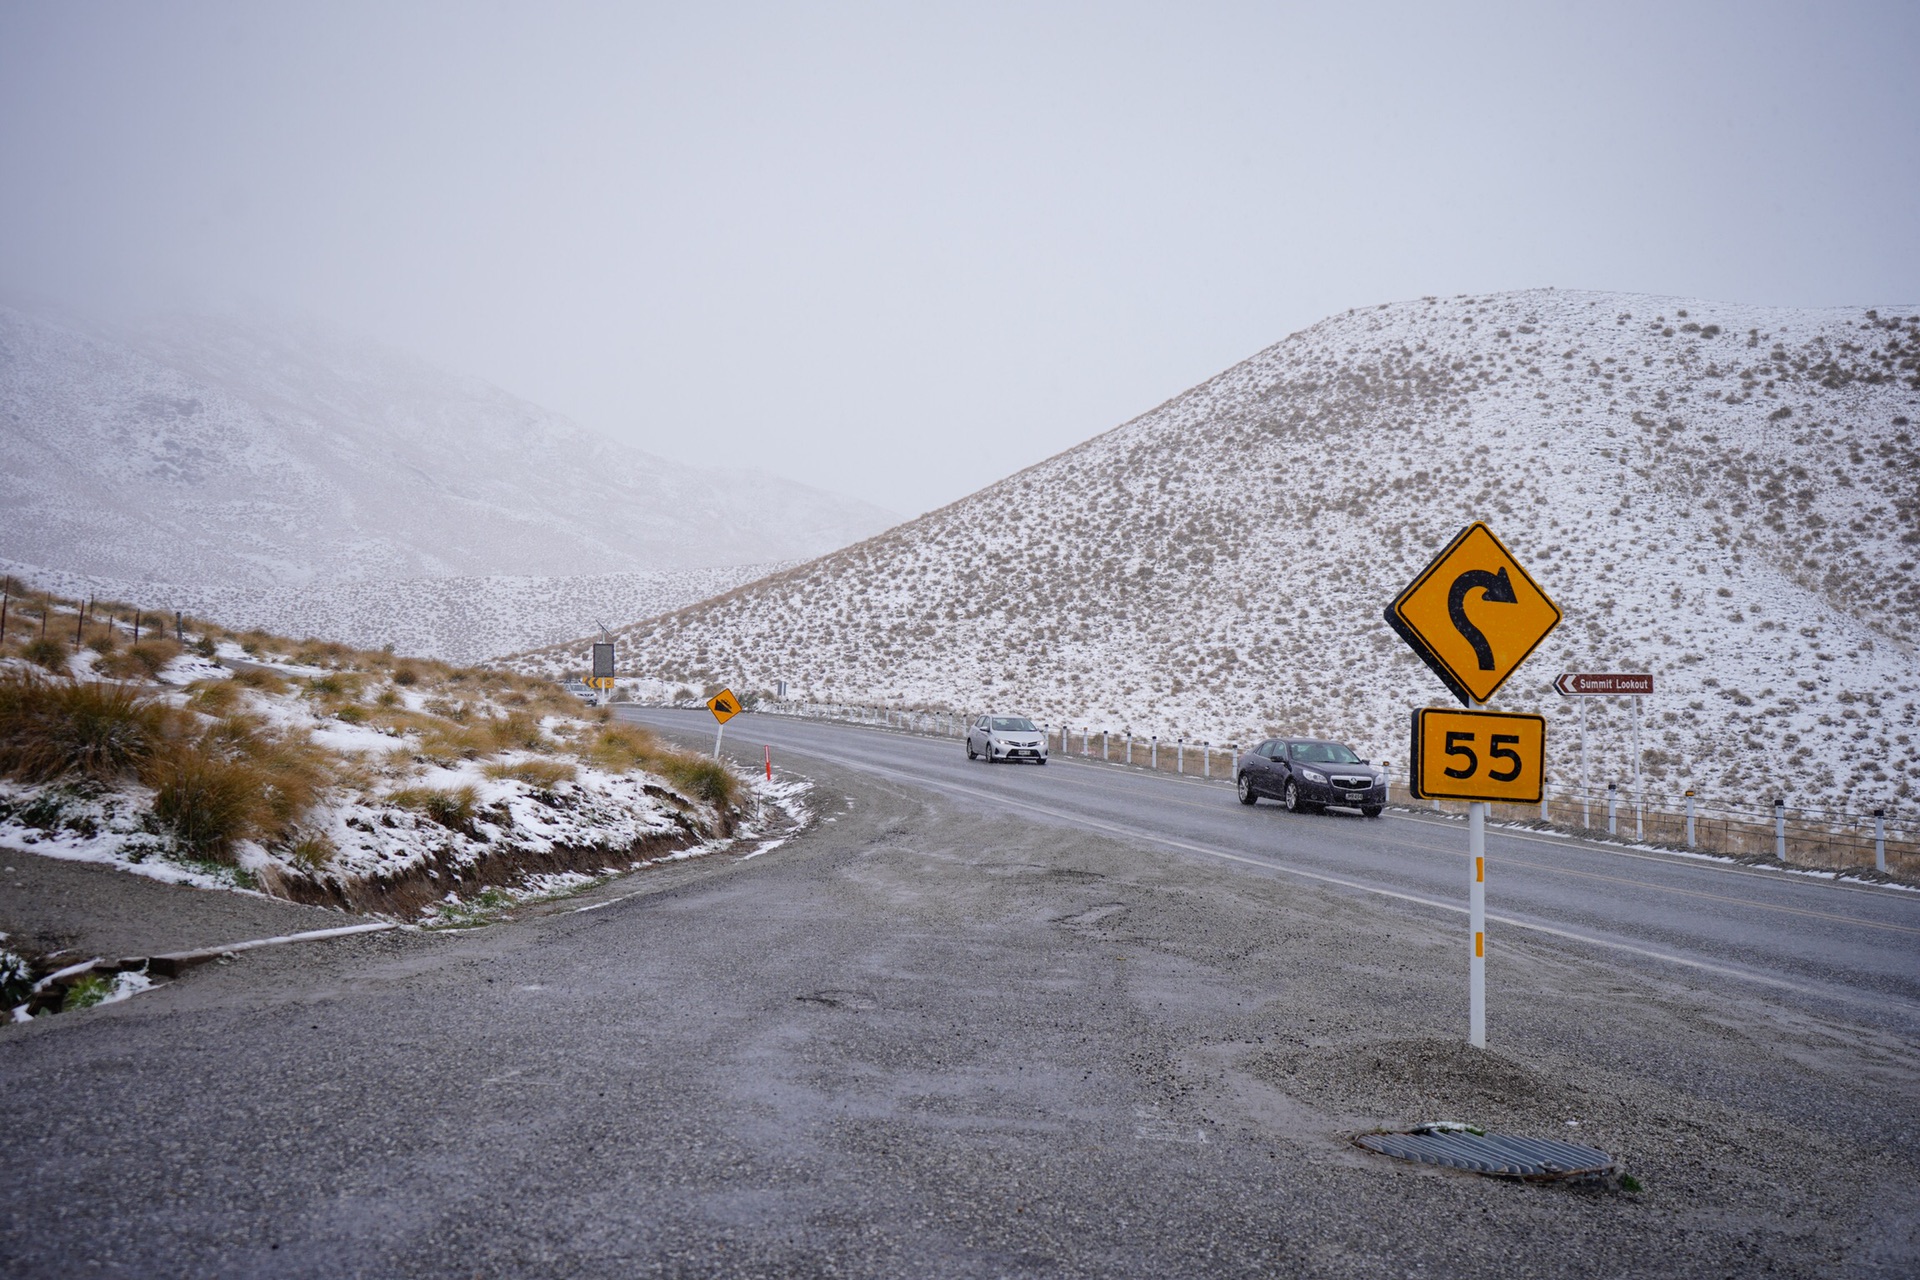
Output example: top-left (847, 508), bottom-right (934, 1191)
top-left (1469, 792), bottom-right (1487, 1050)
top-left (1686, 789), bottom-right (1696, 847)
top-left (1775, 799), bottom-right (1786, 860)
top-left (1580, 697), bottom-right (1590, 828)
top-left (1607, 782), bottom-right (1617, 834)
top-left (1875, 809), bottom-right (1887, 873)
top-left (1633, 696), bottom-right (1644, 840)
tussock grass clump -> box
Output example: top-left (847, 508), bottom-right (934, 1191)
top-left (0, 673), bottom-right (177, 784)
top-left (98, 639), bottom-right (181, 681)
top-left (655, 755), bottom-right (738, 809)
top-left (231, 667), bottom-right (289, 694)
top-left (483, 758), bottom-right (576, 788)
top-left (585, 723), bottom-right (738, 809)
top-left (390, 785), bottom-right (480, 833)
top-left (21, 637), bottom-right (68, 672)
top-left (150, 753), bottom-right (264, 861)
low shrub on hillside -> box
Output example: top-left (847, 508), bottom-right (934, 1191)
top-left (585, 723), bottom-right (738, 809)
top-left (0, 673), bottom-right (176, 784)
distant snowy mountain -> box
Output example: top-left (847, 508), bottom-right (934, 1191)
top-left (512, 290), bottom-right (1920, 812)
top-left (0, 306), bottom-right (899, 587)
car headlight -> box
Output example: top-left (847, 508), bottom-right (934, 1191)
top-left (1301, 768), bottom-right (1327, 784)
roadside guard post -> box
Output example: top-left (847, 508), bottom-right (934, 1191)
top-left (1385, 521), bottom-right (1560, 1050)
top-left (707, 688), bottom-right (741, 758)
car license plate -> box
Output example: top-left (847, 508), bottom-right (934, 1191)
top-left (1345, 791), bottom-right (1365, 801)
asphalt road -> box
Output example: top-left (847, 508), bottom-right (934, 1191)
top-left (3, 708), bottom-right (1917, 1277)
top-left (632, 707), bottom-right (1920, 1031)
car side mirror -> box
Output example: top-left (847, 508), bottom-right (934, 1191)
top-left (1359, 759), bottom-right (1370, 765)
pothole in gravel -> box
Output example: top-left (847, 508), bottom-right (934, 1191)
top-left (1053, 903), bottom-right (1128, 928)
top-left (979, 863), bottom-right (1106, 881)
top-left (795, 989), bottom-right (879, 1011)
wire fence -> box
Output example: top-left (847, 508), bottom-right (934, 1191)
top-left (750, 698), bottom-right (1914, 879)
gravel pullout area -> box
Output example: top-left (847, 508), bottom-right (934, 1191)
top-left (1, 743), bottom-right (1915, 1277)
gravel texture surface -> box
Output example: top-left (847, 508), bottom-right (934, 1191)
top-left (2, 741), bottom-right (1915, 1277)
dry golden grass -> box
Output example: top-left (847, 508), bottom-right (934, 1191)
top-left (389, 784), bottom-right (481, 833)
top-left (98, 639), bottom-right (181, 681)
top-left (0, 672), bottom-right (180, 784)
top-left (483, 758), bottom-right (576, 788)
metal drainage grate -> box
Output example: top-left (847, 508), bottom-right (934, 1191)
top-left (1355, 1123), bottom-right (1618, 1181)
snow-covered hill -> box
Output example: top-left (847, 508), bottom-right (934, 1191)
top-left (0, 306), bottom-right (898, 587)
top-left (512, 290), bottom-right (1920, 812)
top-left (0, 558), bottom-right (783, 665)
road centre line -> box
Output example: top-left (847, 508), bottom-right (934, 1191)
top-left (736, 735), bottom-right (1908, 1012)
top-left (1387, 838), bottom-right (1920, 936)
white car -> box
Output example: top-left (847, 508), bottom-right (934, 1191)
top-left (966, 715), bottom-right (1049, 765)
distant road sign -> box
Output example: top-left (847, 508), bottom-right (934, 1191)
top-left (591, 642), bottom-right (615, 680)
top-left (1386, 522), bottom-right (1561, 706)
top-left (1555, 673), bottom-right (1653, 696)
top-left (707, 689), bottom-right (741, 724)
top-left (1409, 707), bottom-right (1546, 804)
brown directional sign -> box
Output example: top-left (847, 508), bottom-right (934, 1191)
top-left (1554, 673), bottom-right (1653, 696)
top-left (1409, 707), bottom-right (1546, 804)
top-left (1385, 522), bottom-right (1561, 706)
top-left (706, 688), bottom-right (741, 725)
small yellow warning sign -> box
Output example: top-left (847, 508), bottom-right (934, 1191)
top-left (706, 689), bottom-right (741, 725)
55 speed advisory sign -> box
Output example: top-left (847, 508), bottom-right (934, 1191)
top-left (1409, 707), bottom-right (1546, 805)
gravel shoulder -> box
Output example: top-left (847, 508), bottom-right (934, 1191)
top-left (0, 846), bottom-right (372, 961)
top-left (2, 738), bottom-right (1916, 1278)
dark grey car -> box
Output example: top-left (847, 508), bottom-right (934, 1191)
top-left (1235, 738), bottom-right (1385, 817)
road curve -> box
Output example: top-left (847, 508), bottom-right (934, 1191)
top-left (624, 707), bottom-right (1920, 1028)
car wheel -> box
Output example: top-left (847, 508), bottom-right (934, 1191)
top-left (966, 741), bottom-right (976, 760)
top-left (1361, 805), bottom-right (1383, 819)
top-left (1283, 780), bottom-right (1303, 813)
top-left (1236, 773), bottom-right (1256, 805)
top-left (1038, 758), bottom-right (1048, 766)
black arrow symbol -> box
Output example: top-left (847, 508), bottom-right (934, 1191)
top-left (1448, 567), bottom-right (1518, 670)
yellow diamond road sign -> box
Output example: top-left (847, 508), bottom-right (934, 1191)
top-left (1385, 522), bottom-right (1561, 706)
top-left (706, 689), bottom-right (741, 725)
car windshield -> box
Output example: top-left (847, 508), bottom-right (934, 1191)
top-left (1293, 742), bottom-right (1361, 764)
top-left (991, 717), bottom-right (1037, 732)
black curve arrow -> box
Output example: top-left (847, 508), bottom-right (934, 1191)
top-left (1447, 567), bottom-right (1517, 670)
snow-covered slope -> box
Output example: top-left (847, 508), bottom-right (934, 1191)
top-left (0, 558), bottom-right (783, 666)
top-left (513, 291), bottom-right (1920, 811)
top-left (0, 306), bottom-right (899, 586)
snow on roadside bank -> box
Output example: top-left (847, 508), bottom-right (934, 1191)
top-left (0, 615), bottom-right (773, 923)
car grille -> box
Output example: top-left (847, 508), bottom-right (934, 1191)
top-left (1332, 775), bottom-right (1373, 790)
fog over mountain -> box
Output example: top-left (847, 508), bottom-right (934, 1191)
top-left (0, 305), bottom-right (898, 586)
top-left (0, 305), bottom-right (895, 658)
top-left (515, 290), bottom-right (1920, 812)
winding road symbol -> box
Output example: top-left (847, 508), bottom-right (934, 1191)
top-left (1383, 522), bottom-right (1561, 706)
top-left (1447, 567), bottom-right (1518, 670)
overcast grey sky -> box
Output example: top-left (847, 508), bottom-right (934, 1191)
top-left (3, 2), bottom-right (1916, 515)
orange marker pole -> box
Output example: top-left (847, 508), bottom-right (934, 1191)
top-left (764, 745), bottom-right (772, 781)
